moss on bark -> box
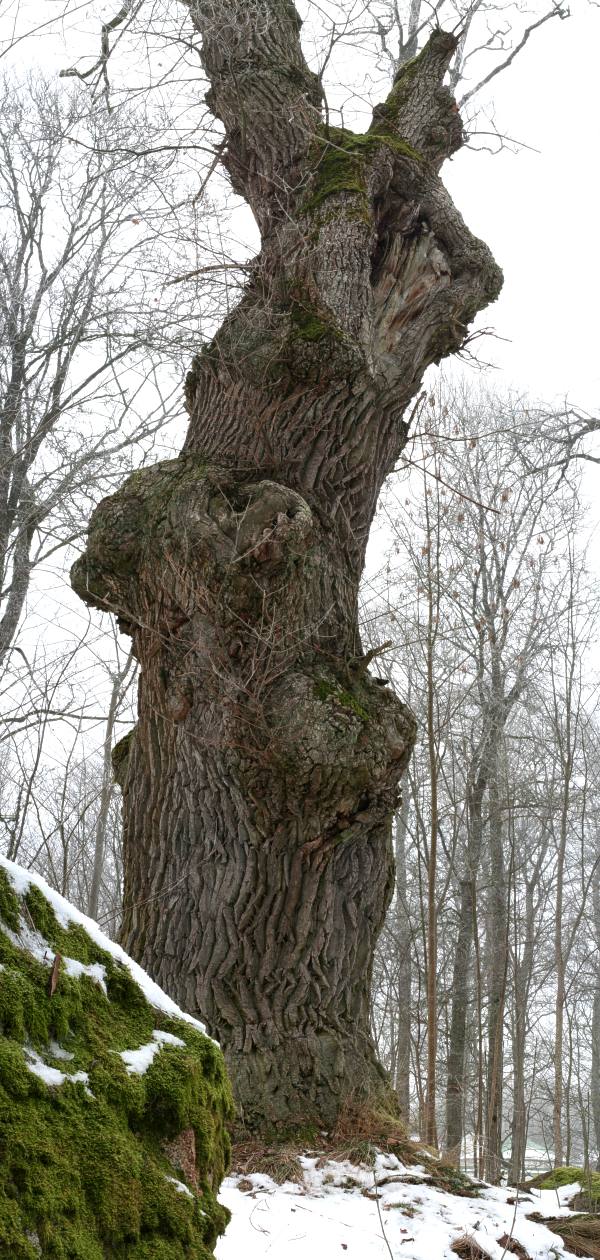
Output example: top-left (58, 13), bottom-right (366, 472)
top-left (0, 860), bottom-right (233, 1259)
top-left (302, 124), bottom-right (420, 216)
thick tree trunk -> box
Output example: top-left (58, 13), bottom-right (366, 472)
top-left (72, 4), bottom-right (501, 1134)
top-left (592, 876), bottom-right (600, 1169)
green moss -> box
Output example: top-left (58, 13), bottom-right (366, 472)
top-left (0, 866), bottom-right (234, 1258)
top-left (374, 45), bottom-right (430, 125)
top-left (23, 886), bottom-right (113, 969)
top-left (303, 124), bottom-right (421, 215)
top-left (315, 678), bottom-right (370, 722)
top-left (289, 301), bottom-right (337, 343)
top-left (0, 868), bottom-right (20, 933)
top-left (528, 1166), bottom-right (600, 1200)
top-left (537, 1166), bottom-right (585, 1188)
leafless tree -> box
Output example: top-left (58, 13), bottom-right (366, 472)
top-left (0, 67), bottom-right (229, 670)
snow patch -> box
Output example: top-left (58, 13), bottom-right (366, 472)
top-left (165, 1176), bottom-right (195, 1200)
top-left (48, 1040), bottom-right (74, 1061)
top-left (120, 1028), bottom-right (186, 1075)
top-left (63, 956), bottom-right (107, 992)
top-left (3, 909), bottom-right (107, 991)
top-left (215, 1154), bottom-right (580, 1260)
top-left (24, 1048), bottom-right (91, 1094)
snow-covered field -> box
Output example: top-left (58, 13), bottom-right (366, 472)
top-left (217, 1154), bottom-right (582, 1260)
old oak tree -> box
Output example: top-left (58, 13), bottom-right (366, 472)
top-left (72, 0), bottom-right (501, 1134)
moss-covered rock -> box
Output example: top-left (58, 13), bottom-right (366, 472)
top-left (526, 1165), bottom-right (584, 1190)
top-left (0, 857), bottom-right (234, 1259)
top-left (525, 1165), bottom-right (600, 1211)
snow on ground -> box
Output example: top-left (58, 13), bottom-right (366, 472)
top-left (0, 854), bottom-right (214, 1039)
top-left (216, 1153), bottom-right (582, 1260)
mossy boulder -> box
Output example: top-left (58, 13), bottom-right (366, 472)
top-left (0, 856), bottom-right (234, 1259)
top-left (526, 1165), bottom-right (600, 1211)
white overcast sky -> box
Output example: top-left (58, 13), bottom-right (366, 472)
top-left (445, 3), bottom-right (599, 412)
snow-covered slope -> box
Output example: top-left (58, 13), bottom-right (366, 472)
top-left (217, 1154), bottom-right (589, 1260)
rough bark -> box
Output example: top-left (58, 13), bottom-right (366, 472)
top-left (72, 5), bottom-right (501, 1133)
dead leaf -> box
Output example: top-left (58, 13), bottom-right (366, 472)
top-left (48, 952), bottom-right (62, 996)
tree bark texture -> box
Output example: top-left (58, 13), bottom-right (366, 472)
top-left (72, 4), bottom-right (501, 1133)
top-left (445, 764), bottom-right (486, 1162)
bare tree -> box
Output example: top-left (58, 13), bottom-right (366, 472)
top-left (366, 384), bottom-right (591, 1169)
top-left (0, 68), bottom-right (220, 669)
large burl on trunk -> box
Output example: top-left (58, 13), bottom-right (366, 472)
top-left (72, 1), bottom-right (501, 1134)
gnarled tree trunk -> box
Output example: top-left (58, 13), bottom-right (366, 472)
top-left (72, 3), bottom-right (501, 1134)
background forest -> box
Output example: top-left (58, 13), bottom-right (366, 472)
top-left (0, 0), bottom-right (599, 1187)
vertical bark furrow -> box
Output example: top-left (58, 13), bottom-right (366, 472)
top-left (191, 0), bottom-right (322, 226)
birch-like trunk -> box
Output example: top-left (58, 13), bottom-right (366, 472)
top-left (72, 5), bottom-right (501, 1133)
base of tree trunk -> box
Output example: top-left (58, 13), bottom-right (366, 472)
top-left (228, 1028), bottom-right (394, 1134)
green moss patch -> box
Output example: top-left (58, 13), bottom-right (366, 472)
top-left (315, 678), bottom-right (370, 723)
top-left (303, 124), bottom-right (420, 216)
top-left (0, 860), bottom-right (233, 1258)
top-left (289, 300), bottom-right (339, 344)
top-left (526, 1165), bottom-right (600, 1210)
top-left (527, 1165), bottom-right (587, 1190)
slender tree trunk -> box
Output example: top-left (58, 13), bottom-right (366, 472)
top-left (553, 599), bottom-right (577, 1168)
top-left (484, 759), bottom-right (508, 1184)
top-left (424, 484), bottom-right (440, 1149)
top-left (592, 987), bottom-right (600, 1171)
top-left (88, 650), bottom-right (134, 921)
top-left (509, 876), bottom-right (535, 1186)
top-left (445, 777), bottom-right (484, 1162)
top-left (553, 817), bottom-right (567, 1167)
top-left (473, 885), bottom-right (485, 1180)
top-left (592, 875), bottom-right (600, 1170)
top-left (72, 6), bottom-right (500, 1133)
top-left (394, 795), bottom-right (412, 1122)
